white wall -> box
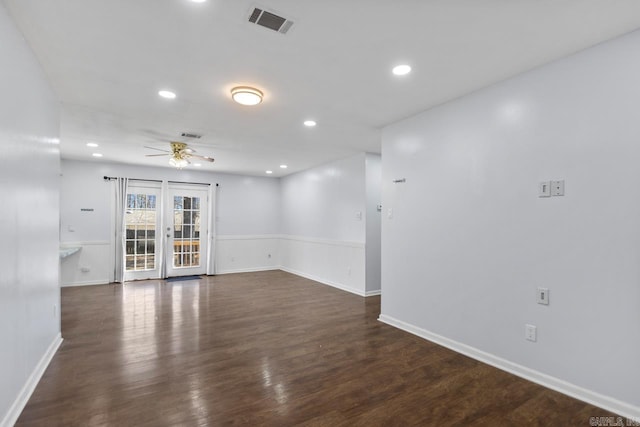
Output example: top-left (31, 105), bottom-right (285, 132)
top-left (280, 154), bottom-right (368, 295)
top-left (0, 3), bottom-right (62, 426)
top-left (365, 153), bottom-right (382, 294)
top-left (380, 30), bottom-right (640, 417)
top-left (280, 153), bottom-right (366, 242)
top-left (60, 160), bottom-right (281, 283)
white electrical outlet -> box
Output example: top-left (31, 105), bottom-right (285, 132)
top-left (387, 208), bottom-right (393, 219)
top-left (525, 324), bottom-right (537, 342)
top-left (550, 180), bottom-right (565, 196)
top-left (537, 287), bottom-right (550, 305)
top-left (355, 211), bottom-right (362, 221)
top-left (80, 266), bottom-right (90, 273)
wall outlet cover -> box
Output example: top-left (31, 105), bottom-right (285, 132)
top-left (550, 180), bottom-right (565, 196)
top-left (525, 324), bottom-right (537, 342)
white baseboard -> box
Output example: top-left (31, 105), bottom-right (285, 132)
top-left (378, 314), bottom-right (640, 421)
top-left (280, 266), bottom-right (366, 297)
top-left (365, 289), bottom-right (381, 297)
top-left (61, 279), bottom-right (110, 287)
top-left (1, 333), bottom-right (63, 427)
top-left (215, 266), bottom-right (279, 275)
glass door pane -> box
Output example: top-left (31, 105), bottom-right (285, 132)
top-left (166, 184), bottom-right (208, 277)
top-left (124, 184), bottom-right (161, 281)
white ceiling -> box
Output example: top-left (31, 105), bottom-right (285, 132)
top-left (5, 0), bottom-right (640, 176)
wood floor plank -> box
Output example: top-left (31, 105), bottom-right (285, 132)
top-left (15, 271), bottom-right (617, 426)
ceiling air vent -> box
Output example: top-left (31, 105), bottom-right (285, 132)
top-left (247, 7), bottom-right (294, 34)
top-left (181, 132), bottom-right (202, 139)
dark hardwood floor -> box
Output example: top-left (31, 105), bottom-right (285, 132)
top-left (17, 271), bottom-right (613, 426)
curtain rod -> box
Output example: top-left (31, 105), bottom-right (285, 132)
top-left (167, 180), bottom-right (211, 186)
top-left (104, 176), bottom-right (219, 186)
top-left (103, 176), bottom-right (162, 183)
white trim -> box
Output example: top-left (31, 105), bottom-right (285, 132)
top-left (378, 314), bottom-right (640, 421)
top-left (60, 241), bottom-right (110, 246)
top-left (280, 266), bottom-right (365, 297)
top-left (215, 266), bottom-right (280, 275)
top-left (364, 289), bottom-right (381, 297)
top-left (1, 333), bottom-right (63, 427)
top-left (61, 280), bottom-right (111, 287)
top-left (280, 234), bottom-right (365, 249)
top-left (216, 234), bottom-right (281, 241)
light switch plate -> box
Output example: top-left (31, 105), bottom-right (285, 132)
top-left (539, 181), bottom-right (551, 198)
top-left (550, 180), bottom-right (564, 196)
top-left (537, 287), bottom-right (550, 305)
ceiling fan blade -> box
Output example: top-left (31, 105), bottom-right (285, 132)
top-left (144, 145), bottom-right (171, 153)
top-left (145, 153), bottom-right (170, 157)
top-left (191, 154), bottom-right (215, 162)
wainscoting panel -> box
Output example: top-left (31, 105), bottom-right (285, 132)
top-left (215, 235), bottom-right (280, 274)
top-left (60, 242), bottom-right (111, 287)
top-left (279, 235), bottom-right (366, 296)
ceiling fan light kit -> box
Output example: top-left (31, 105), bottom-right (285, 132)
top-left (169, 157), bottom-right (189, 168)
top-left (231, 86), bottom-right (263, 106)
top-left (145, 141), bottom-right (214, 169)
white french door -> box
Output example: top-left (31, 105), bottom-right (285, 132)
top-left (123, 182), bottom-right (162, 281)
top-left (165, 183), bottom-right (209, 277)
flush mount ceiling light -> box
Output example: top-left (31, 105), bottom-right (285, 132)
top-left (231, 86), bottom-right (263, 106)
top-left (266, 170), bottom-right (273, 174)
top-left (280, 164), bottom-right (287, 169)
top-left (158, 90), bottom-right (176, 99)
top-left (392, 64), bottom-right (412, 76)
top-left (92, 153), bottom-right (103, 158)
top-left (86, 142), bottom-right (99, 148)
top-left (304, 120), bottom-right (317, 127)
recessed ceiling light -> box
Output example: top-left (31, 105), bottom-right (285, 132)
top-left (280, 164), bottom-right (287, 169)
top-left (266, 170), bottom-right (273, 174)
top-left (194, 163), bottom-right (202, 167)
top-left (392, 64), bottom-right (412, 76)
top-left (86, 142), bottom-right (99, 148)
top-left (92, 153), bottom-right (103, 157)
top-left (231, 86), bottom-right (263, 106)
top-left (304, 120), bottom-right (317, 127)
top-left (158, 90), bottom-right (176, 99)
top-left (191, 0), bottom-right (206, 2)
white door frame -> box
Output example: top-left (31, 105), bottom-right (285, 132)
top-left (165, 182), bottom-right (210, 277)
top-left (123, 180), bottom-right (162, 281)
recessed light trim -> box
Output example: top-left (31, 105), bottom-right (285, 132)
top-left (194, 163), bottom-right (202, 167)
top-left (158, 90), bottom-right (177, 99)
top-left (92, 153), bottom-right (103, 158)
top-left (231, 86), bottom-right (263, 106)
top-left (191, 0), bottom-right (206, 2)
top-left (280, 164), bottom-right (287, 169)
top-left (392, 64), bottom-right (412, 76)
top-left (304, 120), bottom-right (317, 127)
top-left (86, 142), bottom-right (99, 148)
top-left (266, 170), bottom-right (273, 174)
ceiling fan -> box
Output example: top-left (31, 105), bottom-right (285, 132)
top-left (145, 142), bottom-right (215, 168)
